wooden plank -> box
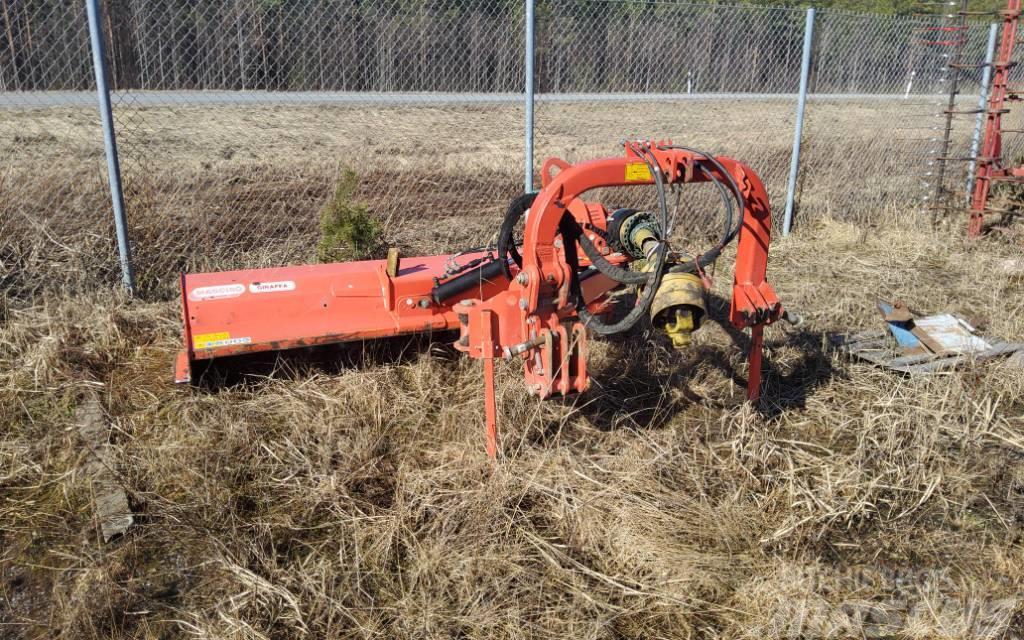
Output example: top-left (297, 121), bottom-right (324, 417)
top-left (897, 343), bottom-right (1024, 374)
top-left (76, 393), bottom-right (133, 542)
top-left (980, 342), bottom-right (1024, 356)
top-left (887, 352), bottom-right (944, 367)
top-left (849, 349), bottom-right (899, 367)
top-left (847, 338), bottom-right (893, 352)
top-left (898, 355), bottom-right (967, 374)
top-left (844, 329), bottom-right (886, 343)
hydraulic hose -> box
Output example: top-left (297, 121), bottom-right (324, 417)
top-left (431, 258), bottom-right (508, 305)
top-left (663, 164), bottom-right (734, 274)
top-left (576, 142), bottom-right (670, 335)
top-left (576, 232), bottom-right (650, 285)
top-left (658, 144), bottom-right (746, 263)
top-left (575, 144), bottom-right (747, 334)
top-left (497, 192), bottom-right (536, 278)
top-left (494, 143), bottom-right (746, 337)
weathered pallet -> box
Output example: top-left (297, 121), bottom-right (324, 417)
top-left (833, 330), bottom-right (1024, 374)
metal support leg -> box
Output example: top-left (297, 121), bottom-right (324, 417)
top-left (481, 310), bottom-right (499, 459)
top-left (747, 324), bottom-right (765, 402)
top-left (483, 358), bottom-right (498, 459)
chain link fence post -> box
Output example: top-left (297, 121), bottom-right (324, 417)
top-left (84, 0), bottom-right (134, 293)
top-left (966, 22), bottom-right (1000, 200)
top-left (783, 7), bottom-right (815, 237)
top-left (525, 0), bottom-right (536, 193)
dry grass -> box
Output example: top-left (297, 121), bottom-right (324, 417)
top-left (3, 215), bottom-right (1024, 639)
top-left (2, 97), bottom-right (1000, 298)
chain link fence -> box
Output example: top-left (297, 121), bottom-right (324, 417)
top-left (801, 11), bottom-right (990, 221)
top-left (104, 0), bottom-right (527, 296)
top-left (533, 2), bottom-right (807, 248)
top-left (0, 0), bottom-right (118, 300)
top-left (0, 0), bottom-right (1011, 302)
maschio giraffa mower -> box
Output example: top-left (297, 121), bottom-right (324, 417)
top-left (175, 141), bottom-right (794, 458)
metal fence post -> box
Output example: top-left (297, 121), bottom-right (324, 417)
top-left (783, 7), bottom-right (815, 237)
top-left (85, 0), bottom-right (135, 294)
top-left (524, 0), bottom-right (535, 193)
top-left (966, 23), bottom-right (999, 201)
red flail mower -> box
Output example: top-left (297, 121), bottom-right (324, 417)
top-left (176, 141), bottom-right (794, 458)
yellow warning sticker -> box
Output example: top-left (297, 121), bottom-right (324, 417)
top-left (193, 332), bottom-right (230, 349)
top-left (192, 332), bottom-right (251, 350)
top-left (625, 162), bottom-right (652, 182)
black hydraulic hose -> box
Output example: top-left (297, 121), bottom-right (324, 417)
top-left (562, 211), bottom-right (662, 336)
top-left (577, 245), bottom-right (666, 335)
top-left (658, 144), bottom-right (746, 254)
top-left (576, 232), bottom-right (650, 284)
top-left (574, 144), bottom-right (742, 334)
top-left (497, 192), bottom-right (536, 278)
top-left (664, 164), bottom-right (732, 275)
top-left (702, 164), bottom-right (735, 246)
top-left (576, 167), bottom-right (732, 279)
top-left (668, 167), bottom-right (733, 247)
top-left (576, 142), bottom-right (669, 335)
top-left (492, 144), bottom-right (743, 337)
top-left (431, 258), bottom-right (508, 305)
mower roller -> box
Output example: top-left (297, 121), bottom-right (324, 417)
top-left (176, 141), bottom-right (788, 458)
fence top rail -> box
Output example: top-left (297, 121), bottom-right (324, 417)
top-left (551, 0), bottom-right (967, 23)
top-left (552, 0), bottom-right (807, 13)
top-left (0, 90), bottom-right (967, 109)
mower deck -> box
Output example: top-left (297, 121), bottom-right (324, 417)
top-left (176, 252), bottom-right (503, 383)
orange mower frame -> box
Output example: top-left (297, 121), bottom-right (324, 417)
top-left (176, 142), bottom-right (785, 458)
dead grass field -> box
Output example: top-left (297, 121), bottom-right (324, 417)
top-left (4, 213), bottom-right (1024, 638)
top-left (3, 98), bottom-right (982, 298)
top-left (4, 98), bottom-right (1024, 638)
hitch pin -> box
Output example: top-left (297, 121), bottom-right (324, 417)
top-left (503, 335), bottom-right (546, 359)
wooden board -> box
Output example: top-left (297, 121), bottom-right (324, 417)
top-left (76, 393), bottom-right (133, 542)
